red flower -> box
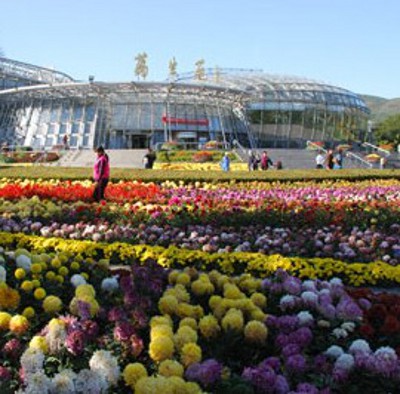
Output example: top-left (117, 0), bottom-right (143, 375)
top-left (381, 315), bottom-right (400, 335)
top-left (359, 324), bottom-right (375, 338)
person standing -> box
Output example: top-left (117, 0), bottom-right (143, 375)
top-left (93, 146), bottom-right (110, 202)
top-left (143, 148), bottom-right (156, 169)
top-left (315, 151), bottom-right (325, 169)
top-left (220, 152), bottom-right (230, 172)
top-left (260, 150), bottom-right (273, 170)
top-left (325, 149), bottom-right (334, 170)
top-left (333, 148), bottom-right (344, 169)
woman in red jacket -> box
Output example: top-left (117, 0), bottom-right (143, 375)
top-left (93, 146), bottom-right (110, 202)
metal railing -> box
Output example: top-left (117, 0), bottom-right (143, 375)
top-left (361, 142), bottom-right (391, 157)
top-left (306, 141), bottom-right (327, 153)
top-left (345, 151), bottom-right (373, 168)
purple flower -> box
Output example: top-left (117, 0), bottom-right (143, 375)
top-left (282, 277), bottom-right (302, 295)
top-left (108, 307), bottom-right (126, 322)
top-left (295, 382), bottom-right (319, 394)
top-left (289, 327), bottom-right (313, 348)
top-left (66, 330), bottom-right (86, 355)
top-left (3, 338), bottom-right (22, 359)
top-left (274, 375), bottom-right (290, 394)
top-left (259, 357), bottom-right (281, 373)
top-left (318, 303), bottom-right (336, 320)
top-left (372, 347), bottom-right (398, 376)
top-left (242, 365), bottom-right (277, 393)
top-left (336, 297), bottom-right (362, 321)
top-left (282, 344), bottom-right (301, 358)
top-left (114, 321), bottom-right (135, 342)
top-left (285, 354), bottom-right (307, 374)
top-left (81, 320), bottom-right (99, 339)
top-left (277, 316), bottom-right (299, 333)
top-left (77, 300), bottom-right (91, 320)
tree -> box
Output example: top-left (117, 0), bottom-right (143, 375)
top-left (168, 57), bottom-right (178, 81)
top-left (375, 113), bottom-right (400, 146)
top-left (194, 59), bottom-right (206, 81)
top-left (134, 52), bottom-right (148, 81)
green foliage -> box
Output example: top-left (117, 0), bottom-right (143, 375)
top-left (375, 113), bottom-right (400, 145)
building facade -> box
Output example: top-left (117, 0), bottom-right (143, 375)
top-left (0, 58), bottom-right (370, 150)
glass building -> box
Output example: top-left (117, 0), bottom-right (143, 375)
top-left (0, 58), bottom-right (370, 150)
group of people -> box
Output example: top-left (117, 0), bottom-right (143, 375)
top-left (315, 148), bottom-right (344, 170)
top-left (248, 150), bottom-right (282, 171)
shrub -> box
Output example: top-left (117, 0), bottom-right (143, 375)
top-left (192, 151), bottom-right (213, 163)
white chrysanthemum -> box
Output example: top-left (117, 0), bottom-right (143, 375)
top-left (318, 288), bottom-right (331, 296)
top-left (0, 265), bottom-right (6, 282)
top-left (349, 339), bottom-right (371, 355)
top-left (23, 371), bottom-right (51, 393)
top-left (326, 345), bottom-right (344, 359)
top-left (279, 295), bottom-right (296, 307)
top-left (70, 274), bottom-right (87, 287)
top-left (75, 369), bottom-right (108, 393)
top-left (334, 354), bottom-right (355, 371)
top-left (302, 280), bottom-right (316, 291)
top-left (297, 311), bottom-right (314, 326)
top-left (46, 324), bottom-right (67, 355)
top-left (89, 350), bottom-right (120, 386)
top-left (341, 322), bottom-right (356, 332)
top-left (329, 277), bottom-right (343, 286)
top-left (16, 254), bottom-right (32, 272)
top-left (301, 291), bottom-right (318, 305)
top-left (332, 328), bottom-right (348, 339)
top-left (374, 346), bottom-right (397, 360)
top-left (20, 348), bottom-right (45, 375)
top-left (101, 277), bottom-right (119, 293)
top-left (50, 372), bottom-right (75, 393)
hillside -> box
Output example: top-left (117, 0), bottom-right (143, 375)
top-left (360, 94), bottom-right (400, 123)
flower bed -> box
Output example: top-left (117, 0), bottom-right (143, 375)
top-left (0, 172), bottom-right (400, 392)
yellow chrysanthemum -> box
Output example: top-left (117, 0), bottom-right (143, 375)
top-left (14, 268), bottom-right (26, 280)
top-left (221, 309), bottom-right (244, 332)
top-left (34, 287), bottom-right (47, 300)
top-left (180, 342), bottom-right (202, 367)
top-left (50, 257), bottom-right (62, 269)
top-left (179, 317), bottom-right (198, 331)
top-left (223, 284), bottom-right (245, 300)
top-left (29, 335), bottom-right (48, 353)
top-left (48, 318), bottom-right (66, 331)
top-left (150, 324), bottom-right (174, 341)
top-left (191, 279), bottom-right (215, 297)
top-left (150, 315), bottom-right (173, 328)
top-left (9, 314), bottom-right (29, 335)
top-left (158, 295), bottom-right (179, 315)
top-left (22, 307), bottom-right (36, 319)
top-left (75, 284), bottom-right (96, 298)
top-left (168, 270), bottom-right (180, 285)
top-left (199, 315), bottom-right (221, 339)
top-left (209, 295), bottom-right (223, 310)
top-left (158, 360), bottom-right (184, 378)
top-left (70, 262), bottom-right (80, 271)
top-left (31, 279), bottom-right (41, 288)
top-left (21, 280), bottom-right (34, 292)
top-left (250, 293), bottom-right (267, 309)
top-left (0, 311), bottom-right (12, 330)
top-left (43, 295), bottom-right (63, 314)
top-left (244, 320), bottom-right (268, 345)
top-left (123, 363), bottom-right (148, 389)
top-left (174, 326), bottom-right (198, 351)
top-left (175, 273), bottom-right (191, 286)
top-left (69, 295), bottom-right (99, 317)
top-left (58, 266), bottom-right (69, 276)
top-left (0, 285), bottom-right (20, 310)
top-left (30, 263), bottom-right (42, 274)
top-left (149, 336), bottom-right (175, 362)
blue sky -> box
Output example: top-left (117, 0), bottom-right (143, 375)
top-left (1, 0), bottom-right (399, 98)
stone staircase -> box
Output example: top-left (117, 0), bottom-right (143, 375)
top-left (53, 149), bottom-right (148, 168)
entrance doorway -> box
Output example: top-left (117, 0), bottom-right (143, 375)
top-left (128, 134), bottom-right (149, 149)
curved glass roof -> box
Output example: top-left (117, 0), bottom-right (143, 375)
top-left (0, 57), bottom-right (74, 84)
top-left (0, 81), bottom-right (243, 105)
top-left (176, 68), bottom-right (369, 113)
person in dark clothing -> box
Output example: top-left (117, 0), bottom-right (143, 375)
top-left (143, 148), bottom-right (156, 169)
top-left (93, 146), bottom-right (110, 202)
top-left (325, 149), bottom-right (334, 170)
top-left (260, 151), bottom-right (273, 170)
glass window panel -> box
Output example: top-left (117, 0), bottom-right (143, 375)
top-left (85, 106), bottom-right (95, 121)
top-left (71, 123), bottom-right (80, 134)
top-left (61, 104), bottom-right (70, 123)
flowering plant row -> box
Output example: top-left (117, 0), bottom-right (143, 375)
top-left (1, 244), bottom-right (400, 393)
top-left (1, 216), bottom-right (399, 265)
top-left (1, 232), bottom-right (400, 287)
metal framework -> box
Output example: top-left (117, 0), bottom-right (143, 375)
top-left (0, 59), bottom-right (370, 150)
